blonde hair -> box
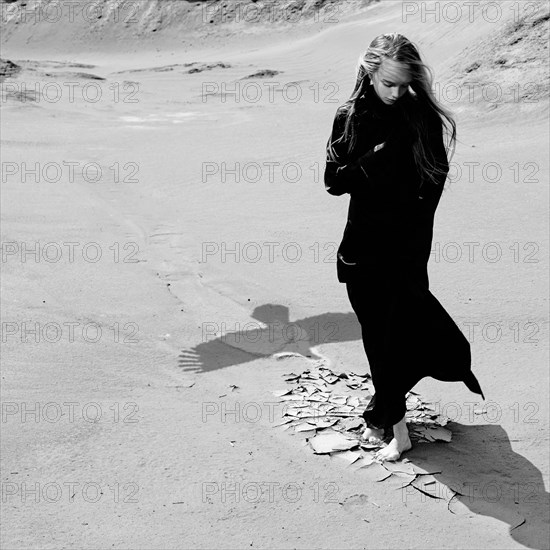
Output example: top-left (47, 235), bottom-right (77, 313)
top-left (338, 32), bottom-right (456, 187)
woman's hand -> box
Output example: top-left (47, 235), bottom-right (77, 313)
top-left (354, 142), bottom-right (386, 167)
top-left (368, 131), bottom-right (411, 167)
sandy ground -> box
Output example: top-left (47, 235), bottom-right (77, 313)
top-left (1, 0), bottom-right (549, 548)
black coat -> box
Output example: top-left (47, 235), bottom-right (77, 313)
top-left (323, 87), bottom-right (485, 411)
top-left (324, 84), bottom-right (449, 286)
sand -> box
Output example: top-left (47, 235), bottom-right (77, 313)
top-left (1, 0), bottom-right (549, 548)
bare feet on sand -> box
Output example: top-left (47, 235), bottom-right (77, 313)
top-left (362, 425), bottom-right (384, 443)
top-left (374, 416), bottom-right (412, 462)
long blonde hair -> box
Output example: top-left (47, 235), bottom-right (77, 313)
top-left (339, 32), bottom-right (456, 187)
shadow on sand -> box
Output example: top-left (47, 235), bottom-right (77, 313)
top-left (179, 304), bottom-right (548, 548)
top-left (178, 303), bottom-right (361, 373)
top-left (407, 423), bottom-right (549, 549)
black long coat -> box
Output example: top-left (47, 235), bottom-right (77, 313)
top-left (324, 83), bottom-right (448, 287)
top-left (323, 85), bottom-right (484, 425)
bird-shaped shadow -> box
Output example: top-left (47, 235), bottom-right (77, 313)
top-left (178, 303), bottom-right (361, 373)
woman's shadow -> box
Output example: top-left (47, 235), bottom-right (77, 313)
top-left (178, 307), bottom-right (549, 547)
top-left (178, 303), bottom-right (362, 373)
top-left (406, 422), bottom-right (549, 549)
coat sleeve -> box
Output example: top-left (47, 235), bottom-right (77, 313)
top-left (413, 115), bottom-right (451, 269)
top-left (323, 107), bottom-right (378, 196)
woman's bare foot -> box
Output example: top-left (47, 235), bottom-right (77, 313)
top-left (374, 416), bottom-right (412, 462)
top-left (362, 425), bottom-right (384, 443)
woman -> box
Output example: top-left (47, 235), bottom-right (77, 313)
top-left (324, 33), bottom-right (484, 462)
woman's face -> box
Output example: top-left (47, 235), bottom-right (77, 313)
top-left (370, 58), bottom-right (411, 105)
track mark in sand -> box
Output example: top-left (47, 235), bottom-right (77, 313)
top-left (119, 111), bottom-right (223, 127)
top-left (112, 63), bottom-right (195, 74)
top-left (112, 62), bottom-right (232, 75)
top-left (149, 232), bottom-right (185, 239)
top-left (339, 493), bottom-right (371, 507)
top-left (188, 62), bottom-right (231, 74)
top-left (1, 59), bottom-right (104, 82)
top-left (2, 89), bottom-right (40, 102)
top-left (11, 60), bottom-right (97, 69)
top-left (42, 71), bottom-right (106, 80)
top-left (339, 493), bottom-right (382, 516)
top-left (240, 69), bottom-right (281, 79)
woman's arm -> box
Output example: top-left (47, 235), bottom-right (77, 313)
top-left (323, 107), bottom-right (380, 196)
top-left (413, 115), bottom-right (451, 268)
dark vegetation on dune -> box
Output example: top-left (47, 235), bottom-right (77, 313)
top-left (0, 58), bottom-right (21, 80)
top-left (449, 0), bottom-right (549, 105)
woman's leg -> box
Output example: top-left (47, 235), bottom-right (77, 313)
top-left (345, 271), bottom-right (409, 439)
top-left (346, 275), bottom-right (385, 441)
top-left (345, 260), bottom-right (482, 461)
